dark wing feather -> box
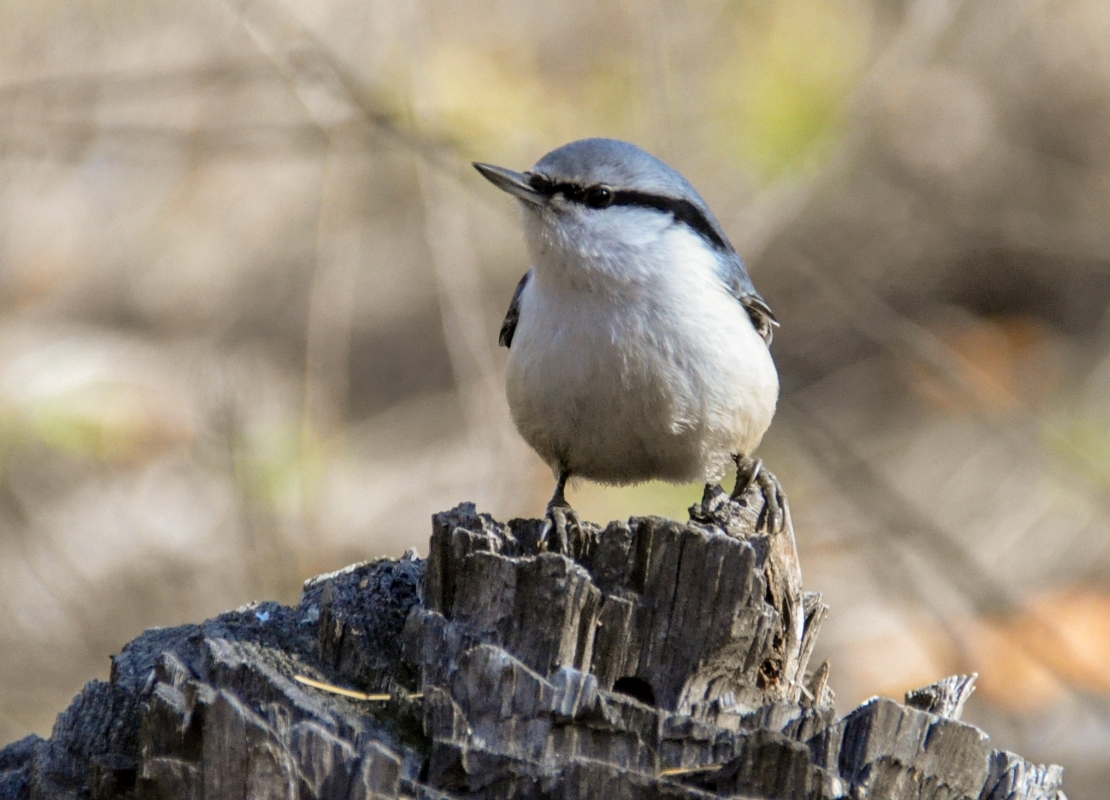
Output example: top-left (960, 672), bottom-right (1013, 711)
top-left (499, 270), bottom-right (531, 348)
top-left (717, 252), bottom-right (778, 346)
top-left (740, 293), bottom-right (778, 346)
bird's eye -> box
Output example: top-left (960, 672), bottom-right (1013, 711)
top-left (586, 186), bottom-right (614, 209)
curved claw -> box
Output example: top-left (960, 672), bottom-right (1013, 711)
top-left (732, 457), bottom-right (763, 499)
top-left (539, 504), bottom-right (581, 555)
top-left (732, 457), bottom-right (789, 533)
top-left (754, 468), bottom-right (788, 533)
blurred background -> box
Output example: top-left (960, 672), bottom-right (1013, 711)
top-left (1, 0), bottom-right (1110, 793)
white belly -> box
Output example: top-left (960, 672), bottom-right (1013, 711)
top-left (504, 241), bottom-right (778, 485)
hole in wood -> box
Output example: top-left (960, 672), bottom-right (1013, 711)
top-left (612, 676), bottom-right (655, 706)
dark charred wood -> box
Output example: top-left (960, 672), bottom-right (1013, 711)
top-left (0, 487), bottom-right (1065, 799)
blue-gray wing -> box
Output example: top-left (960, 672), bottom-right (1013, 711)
top-left (499, 270), bottom-right (531, 348)
top-left (718, 252), bottom-right (778, 345)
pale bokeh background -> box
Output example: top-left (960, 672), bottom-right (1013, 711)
top-left (3, 0), bottom-right (1110, 795)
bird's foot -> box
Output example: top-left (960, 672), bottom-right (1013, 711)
top-left (539, 502), bottom-right (582, 555)
top-left (732, 457), bottom-right (789, 533)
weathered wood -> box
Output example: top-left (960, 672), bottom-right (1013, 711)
top-left (0, 490), bottom-right (1066, 800)
top-left (904, 673), bottom-right (978, 720)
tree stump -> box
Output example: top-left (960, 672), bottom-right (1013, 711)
top-left (0, 485), bottom-right (1066, 799)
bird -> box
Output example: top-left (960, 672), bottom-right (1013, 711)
top-left (474, 138), bottom-right (784, 552)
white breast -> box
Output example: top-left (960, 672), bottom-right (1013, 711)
top-left (504, 221), bottom-right (779, 485)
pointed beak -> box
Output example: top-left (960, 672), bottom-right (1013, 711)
top-left (473, 162), bottom-right (546, 206)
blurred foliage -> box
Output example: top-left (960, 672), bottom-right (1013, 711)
top-left (571, 479), bottom-right (705, 525)
top-left (417, 44), bottom-right (645, 157)
top-left (1049, 417), bottom-right (1110, 489)
top-left (709, 0), bottom-right (873, 178)
top-left (413, 0), bottom-right (874, 178)
top-left (233, 425), bottom-right (321, 518)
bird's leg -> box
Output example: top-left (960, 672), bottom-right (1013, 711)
top-left (539, 469), bottom-right (580, 555)
top-left (732, 456), bottom-right (788, 533)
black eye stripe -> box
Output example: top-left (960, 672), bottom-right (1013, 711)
top-left (527, 176), bottom-right (730, 252)
top-left (609, 190), bottom-right (729, 252)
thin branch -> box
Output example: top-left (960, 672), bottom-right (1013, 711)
top-left (782, 396), bottom-right (1104, 702)
top-left (783, 245), bottom-right (1110, 525)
